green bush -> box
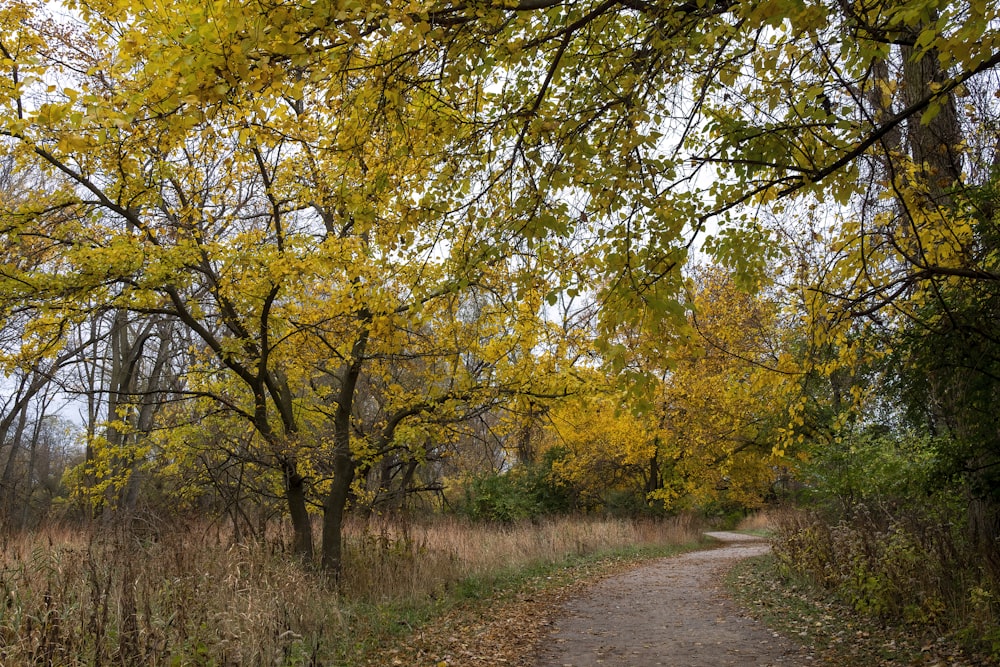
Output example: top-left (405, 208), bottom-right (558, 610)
top-left (774, 428), bottom-right (1000, 656)
top-left (601, 488), bottom-right (667, 518)
top-left (801, 429), bottom-right (946, 515)
top-left (463, 450), bottom-right (576, 523)
top-left (464, 470), bottom-right (541, 523)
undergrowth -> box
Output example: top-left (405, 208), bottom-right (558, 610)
top-left (728, 553), bottom-right (993, 666)
top-left (0, 514), bottom-right (702, 665)
top-left (754, 507), bottom-right (1000, 664)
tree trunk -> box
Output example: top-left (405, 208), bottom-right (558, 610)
top-left (901, 42), bottom-right (962, 197)
top-left (20, 411), bottom-right (45, 527)
top-left (644, 450), bottom-right (660, 496)
top-left (321, 451), bottom-right (355, 576)
top-left (103, 309), bottom-right (149, 519)
top-left (393, 458), bottom-right (419, 512)
top-left (321, 328), bottom-right (369, 577)
top-left (284, 461), bottom-right (314, 559)
top-left (0, 399), bottom-right (30, 519)
top-left (516, 401), bottom-right (537, 464)
top-left (0, 369), bottom-right (49, 515)
top-left (120, 322), bottom-right (174, 514)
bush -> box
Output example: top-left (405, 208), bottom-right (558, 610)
top-left (773, 504), bottom-right (999, 660)
top-left (464, 470), bottom-right (542, 523)
top-left (601, 488), bottom-right (667, 518)
top-left (800, 429), bottom-right (946, 516)
top-left (462, 451), bottom-right (576, 523)
top-left (773, 427), bottom-right (1000, 658)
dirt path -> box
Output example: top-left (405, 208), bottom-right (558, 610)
top-left (533, 532), bottom-right (812, 666)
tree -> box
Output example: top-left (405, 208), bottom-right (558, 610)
top-left (0, 0), bottom-right (592, 575)
top-left (646, 267), bottom-right (801, 509)
top-left (539, 390), bottom-right (660, 513)
top-left (118, 0), bottom-right (999, 322)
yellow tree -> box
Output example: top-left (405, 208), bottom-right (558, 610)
top-left (537, 266), bottom-right (801, 514)
top-left (6, 0), bottom-right (998, 569)
top-left (647, 267), bottom-right (801, 509)
top-left (536, 264), bottom-right (804, 512)
top-left (50, 0), bottom-right (998, 397)
top-left (0, 0), bottom-right (590, 575)
top-left (131, 0), bottom-right (1000, 343)
top-left (539, 388), bottom-right (659, 512)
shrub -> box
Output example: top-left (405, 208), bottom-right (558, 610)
top-left (463, 470), bottom-right (542, 523)
top-left (462, 451), bottom-right (575, 523)
top-left (773, 505), bottom-right (999, 660)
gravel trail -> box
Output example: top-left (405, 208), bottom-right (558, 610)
top-left (533, 532), bottom-right (811, 666)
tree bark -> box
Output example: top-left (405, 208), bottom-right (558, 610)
top-left (321, 449), bottom-right (356, 577)
top-left (321, 328), bottom-right (369, 577)
top-left (900, 42), bottom-right (962, 198)
top-left (0, 399), bottom-right (30, 518)
top-left (644, 450), bottom-right (660, 497)
top-left (284, 460), bottom-right (314, 559)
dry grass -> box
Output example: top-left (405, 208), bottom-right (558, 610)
top-left (340, 514), bottom-right (701, 600)
top-left (0, 521), bottom-right (336, 666)
top-left (0, 514), bottom-right (702, 665)
top-left (734, 509), bottom-right (779, 534)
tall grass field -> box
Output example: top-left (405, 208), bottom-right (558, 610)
top-left (0, 515), bottom-right (701, 665)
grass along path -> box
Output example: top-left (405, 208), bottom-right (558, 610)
top-left (382, 525), bottom-right (997, 667)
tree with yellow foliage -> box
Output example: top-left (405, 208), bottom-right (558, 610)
top-left (532, 268), bottom-right (801, 514)
top-left (538, 390), bottom-right (657, 512)
top-left (0, 0), bottom-right (590, 575)
top-left (5, 0), bottom-right (1000, 576)
top-left (648, 267), bottom-right (801, 510)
